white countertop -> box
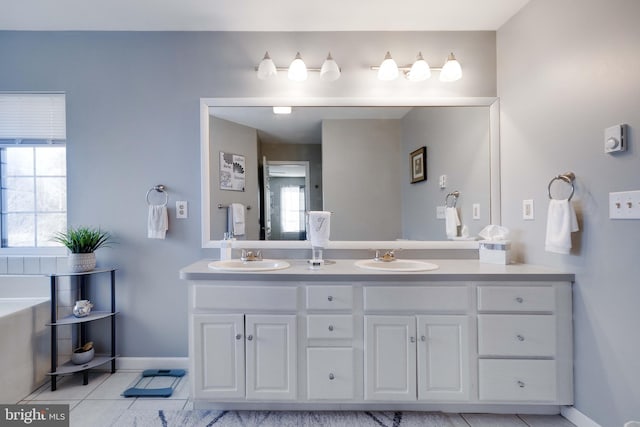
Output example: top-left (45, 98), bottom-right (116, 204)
top-left (180, 259), bottom-right (574, 282)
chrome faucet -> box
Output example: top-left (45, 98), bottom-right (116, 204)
top-left (241, 249), bottom-right (262, 262)
top-left (374, 249), bottom-right (400, 262)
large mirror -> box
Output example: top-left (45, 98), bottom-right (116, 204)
top-left (201, 97), bottom-right (500, 249)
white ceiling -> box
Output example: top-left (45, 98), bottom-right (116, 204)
top-left (0, 0), bottom-right (529, 31)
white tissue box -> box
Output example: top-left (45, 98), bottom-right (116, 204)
top-left (479, 240), bottom-right (511, 264)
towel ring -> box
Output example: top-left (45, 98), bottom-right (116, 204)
top-left (445, 191), bottom-right (460, 208)
top-left (548, 172), bottom-right (575, 201)
top-left (146, 185), bottom-right (168, 206)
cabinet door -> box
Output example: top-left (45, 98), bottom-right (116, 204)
top-left (364, 315), bottom-right (416, 401)
top-left (191, 314), bottom-right (245, 399)
top-left (245, 314), bottom-right (297, 400)
top-left (417, 315), bottom-right (470, 401)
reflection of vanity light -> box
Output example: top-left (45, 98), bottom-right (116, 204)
top-left (273, 106), bottom-right (292, 115)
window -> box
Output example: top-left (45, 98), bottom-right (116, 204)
top-left (0, 93), bottom-right (67, 249)
top-left (280, 185), bottom-right (305, 233)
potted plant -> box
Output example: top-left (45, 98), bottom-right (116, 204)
top-left (53, 226), bottom-right (113, 273)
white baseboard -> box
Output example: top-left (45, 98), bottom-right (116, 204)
top-left (115, 357), bottom-right (189, 371)
top-left (561, 406), bottom-right (602, 427)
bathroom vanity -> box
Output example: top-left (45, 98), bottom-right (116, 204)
top-left (180, 259), bottom-right (573, 413)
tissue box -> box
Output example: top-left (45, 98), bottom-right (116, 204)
top-left (479, 240), bottom-right (511, 264)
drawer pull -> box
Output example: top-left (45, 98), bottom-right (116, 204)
top-left (329, 373), bottom-right (335, 380)
top-left (515, 297), bottom-right (524, 303)
top-left (421, 336), bottom-right (426, 342)
top-left (328, 325), bottom-right (334, 331)
top-left (517, 380), bottom-right (525, 388)
top-left (410, 336), bottom-right (416, 343)
top-left (247, 334), bottom-right (253, 341)
top-left (516, 334), bottom-right (525, 342)
top-left (327, 296), bottom-right (334, 302)
top-left (235, 334), bottom-right (242, 340)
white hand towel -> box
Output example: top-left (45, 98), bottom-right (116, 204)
top-left (228, 203), bottom-right (245, 236)
top-left (308, 211), bottom-right (331, 248)
top-left (545, 199), bottom-right (579, 254)
top-left (445, 207), bottom-right (461, 239)
top-left (148, 205), bottom-right (168, 239)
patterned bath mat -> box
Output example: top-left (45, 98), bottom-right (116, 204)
top-left (112, 410), bottom-right (457, 427)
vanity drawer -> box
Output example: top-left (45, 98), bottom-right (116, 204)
top-left (307, 315), bottom-right (354, 339)
top-left (306, 286), bottom-right (353, 310)
top-left (479, 359), bottom-right (557, 402)
top-left (477, 286), bottom-right (555, 312)
top-left (478, 315), bottom-right (556, 357)
top-left (193, 285), bottom-right (297, 311)
top-left (364, 286), bottom-right (469, 312)
top-left (307, 347), bottom-right (354, 399)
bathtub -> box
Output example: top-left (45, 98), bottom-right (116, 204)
top-left (0, 298), bottom-right (50, 403)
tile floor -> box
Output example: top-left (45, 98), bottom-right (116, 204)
top-left (18, 371), bottom-right (576, 427)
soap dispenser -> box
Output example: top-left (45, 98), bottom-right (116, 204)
top-left (220, 233), bottom-right (234, 260)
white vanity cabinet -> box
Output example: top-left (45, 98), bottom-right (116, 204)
top-left (363, 285), bottom-right (471, 402)
top-left (182, 260), bottom-right (574, 412)
top-left (189, 284), bottom-right (297, 401)
top-left (476, 284), bottom-right (572, 404)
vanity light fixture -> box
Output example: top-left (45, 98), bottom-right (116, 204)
top-left (255, 52), bottom-right (342, 82)
top-left (439, 52), bottom-right (463, 82)
top-left (371, 51), bottom-right (462, 82)
top-left (407, 52), bottom-right (431, 82)
top-left (272, 106), bottom-right (292, 115)
top-left (288, 52), bottom-right (308, 82)
top-left (320, 52), bottom-right (341, 82)
top-left (256, 51), bottom-right (278, 80)
top-left (377, 51), bottom-right (399, 81)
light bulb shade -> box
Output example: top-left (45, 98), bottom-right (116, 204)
top-left (320, 53), bottom-right (341, 82)
top-left (256, 51), bottom-right (277, 80)
top-left (288, 52), bottom-right (308, 82)
top-left (377, 51), bottom-right (399, 81)
top-left (407, 52), bottom-right (431, 82)
top-left (439, 52), bottom-right (462, 82)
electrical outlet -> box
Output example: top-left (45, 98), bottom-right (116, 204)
top-left (523, 199), bottom-right (534, 220)
top-left (436, 206), bottom-right (446, 219)
top-left (472, 203), bottom-right (480, 220)
top-left (176, 201), bottom-right (188, 219)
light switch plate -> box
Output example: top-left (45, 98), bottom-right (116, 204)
top-left (436, 206), bottom-right (446, 219)
top-left (609, 190), bottom-right (640, 219)
top-left (523, 199), bottom-right (534, 220)
top-left (472, 203), bottom-right (480, 220)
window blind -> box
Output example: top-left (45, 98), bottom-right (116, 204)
top-left (0, 93), bottom-right (66, 140)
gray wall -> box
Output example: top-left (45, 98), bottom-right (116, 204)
top-left (401, 107), bottom-right (491, 240)
top-left (322, 119), bottom-right (402, 240)
top-left (0, 31), bottom-right (496, 357)
top-left (209, 116), bottom-right (260, 240)
top-left (497, 0), bottom-right (640, 425)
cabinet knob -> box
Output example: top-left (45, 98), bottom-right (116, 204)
top-left (516, 334), bottom-right (525, 342)
top-left (235, 334), bottom-right (242, 340)
top-left (517, 380), bottom-right (525, 388)
top-left (421, 336), bottom-right (426, 342)
top-left (327, 295), bottom-right (333, 302)
top-left (410, 336), bottom-right (416, 343)
top-left (247, 335), bottom-right (253, 341)
top-left (328, 325), bottom-right (334, 331)
top-left (515, 297), bottom-right (524, 303)
top-left (329, 373), bottom-right (335, 380)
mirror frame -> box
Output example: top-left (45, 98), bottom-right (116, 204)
top-left (201, 97), bottom-right (500, 250)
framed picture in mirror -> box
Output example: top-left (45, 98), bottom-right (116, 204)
top-left (219, 151), bottom-right (246, 191)
top-left (410, 146), bottom-right (427, 183)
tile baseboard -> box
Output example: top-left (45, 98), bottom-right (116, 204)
top-left (116, 357), bottom-right (188, 371)
top-left (561, 406), bottom-right (602, 427)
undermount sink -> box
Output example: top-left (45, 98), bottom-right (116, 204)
top-left (208, 259), bottom-right (291, 272)
top-left (354, 259), bottom-right (439, 272)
